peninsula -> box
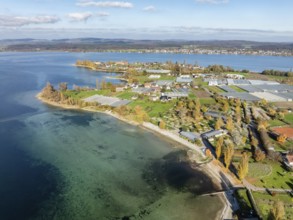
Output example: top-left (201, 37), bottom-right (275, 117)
top-left (38, 60), bottom-right (293, 220)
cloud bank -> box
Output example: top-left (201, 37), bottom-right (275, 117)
top-left (195, 0), bottom-right (229, 4)
top-left (68, 12), bottom-right (93, 22)
top-left (0, 15), bottom-right (59, 27)
top-left (143, 5), bottom-right (156, 12)
top-left (76, 1), bottom-right (133, 8)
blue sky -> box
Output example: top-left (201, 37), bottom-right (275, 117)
top-left (0, 0), bottom-right (293, 41)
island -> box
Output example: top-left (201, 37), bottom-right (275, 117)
top-left (38, 60), bottom-right (293, 220)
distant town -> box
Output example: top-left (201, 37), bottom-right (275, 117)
top-left (1, 38), bottom-right (293, 56)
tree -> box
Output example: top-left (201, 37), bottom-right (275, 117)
top-left (224, 143), bottom-right (234, 170)
top-left (277, 134), bottom-right (287, 143)
top-left (215, 117), bottom-right (224, 130)
top-left (215, 136), bottom-right (224, 159)
top-left (237, 152), bottom-right (249, 180)
top-left (101, 80), bottom-right (107, 90)
top-left (194, 98), bottom-right (201, 120)
top-left (96, 79), bottom-right (99, 89)
top-left (159, 120), bottom-right (166, 129)
top-left (254, 149), bottom-right (266, 162)
top-left (201, 105), bottom-right (208, 113)
top-left (270, 200), bottom-right (285, 220)
top-left (134, 106), bottom-right (149, 123)
top-left (59, 82), bottom-right (68, 91)
top-left (226, 116), bottom-right (234, 132)
top-left (222, 100), bottom-right (229, 112)
top-left (188, 100), bottom-right (194, 109)
top-left (251, 136), bottom-right (259, 148)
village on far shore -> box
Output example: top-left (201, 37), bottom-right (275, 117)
top-left (40, 59), bottom-right (293, 220)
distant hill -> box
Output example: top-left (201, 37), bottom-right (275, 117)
top-left (1, 38), bottom-right (293, 52)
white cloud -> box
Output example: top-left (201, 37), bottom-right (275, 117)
top-left (0, 15), bottom-right (60, 27)
top-left (143, 5), bottom-right (156, 12)
top-left (68, 12), bottom-right (93, 22)
top-left (195, 0), bottom-right (229, 4)
top-left (76, 1), bottom-right (133, 8)
top-left (97, 12), bottom-right (110, 17)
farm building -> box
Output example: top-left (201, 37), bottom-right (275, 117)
top-left (201, 129), bottom-right (228, 140)
top-left (179, 131), bottom-right (201, 142)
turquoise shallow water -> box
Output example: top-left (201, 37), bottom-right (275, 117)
top-left (5, 51), bottom-right (292, 219)
top-left (15, 108), bottom-right (224, 220)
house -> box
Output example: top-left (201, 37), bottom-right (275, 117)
top-left (149, 74), bottom-right (161, 79)
top-left (155, 80), bottom-right (174, 87)
top-left (176, 76), bottom-right (193, 84)
top-left (160, 95), bottom-right (172, 101)
top-left (145, 69), bottom-right (171, 74)
top-left (115, 87), bottom-right (125, 92)
top-left (284, 153), bottom-right (293, 170)
top-left (226, 74), bottom-right (245, 79)
top-left (163, 92), bottom-right (188, 99)
top-left (204, 111), bottom-right (224, 119)
top-left (180, 131), bottom-right (201, 142)
top-left (132, 87), bottom-right (152, 95)
top-left (144, 82), bottom-right (153, 88)
top-left (208, 80), bottom-right (218, 86)
top-left (150, 95), bottom-right (159, 101)
top-left (201, 129), bottom-right (228, 140)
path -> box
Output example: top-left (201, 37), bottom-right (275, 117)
top-left (243, 179), bottom-right (292, 193)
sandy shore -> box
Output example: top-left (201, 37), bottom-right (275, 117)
top-left (36, 93), bottom-right (236, 219)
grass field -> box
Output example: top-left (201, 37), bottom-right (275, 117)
top-left (63, 90), bottom-right (103, 99)
top-left (252, 192), bottom-right (293, 220)
top-left (116, 91), bottom-right (136, 100)
top-left (205, 86), bottom-right (225, 94)
top-left (247, 161), bottom-right (293, 189)
top-left (199, 98), bottom-right (216, 105)
top-left (229, 85), bottom-right (246, 92)
top-left (284, 113), bottom-right (293, 125)
top-left (128, 98), bottom-right (175, 117)
top-left (268, 119), bottom-right (286, 127)
top-left (247, 163), bottom-right (272, 179)
top-left (235, 189), bottom-right (254, 216)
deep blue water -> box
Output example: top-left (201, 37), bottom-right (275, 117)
top-left (0, 52), bottom-right (292, 220)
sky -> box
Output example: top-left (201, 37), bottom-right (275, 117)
top-left (0, 0), bottom-right (293, 41)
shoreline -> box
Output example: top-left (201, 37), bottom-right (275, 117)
top-left (36, 93), bottom-right (236, 218)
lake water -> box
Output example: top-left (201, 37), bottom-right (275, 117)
top-left (0, 52), bottom-right (292, 220)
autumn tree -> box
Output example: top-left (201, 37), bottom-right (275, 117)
top-left (222, 100), bottom-right (229, 112)
top-left (159, 120), bottom-right (166, 129)
top-left (251, 136), bottom-right (259, 148)
top-left (194, 98), bottom-right (201, 120)
top-left (224, 143), bottom-right (234, 170)
top-left (226, 116), bottom-right (234, 132)
top-left (96, 79), bottom-right (99, 89)
top-left (237, 152), bottom-right (249, 180)
top-left (235, 105), bottom-right (242, 124)
top-left (270, 200), bottom-right (285, 220)
top-left (134, 106), bottom-right (149, 123)
top-left (277, 134), bottom-right (287, 143)
top-left (101, 80), bottom-right (107, 90)
top-left (59, 82), bottom-right (68, 91)
top-left (215, 136), bottom-right (224, 159)
top-left (215, 117), bottom-right (224, 130)
top-left (254, 149), bottom-right (266, 162)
